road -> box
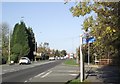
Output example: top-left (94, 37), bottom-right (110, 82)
top-left (1, 60), bottom-right (64, 83)
top-left (29, 62), bottom-right (79, 83)
top-left (1, 60), bottom-right (55, 75)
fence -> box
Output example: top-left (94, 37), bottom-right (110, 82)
top-left (98, 59), bottom-right (112, 65)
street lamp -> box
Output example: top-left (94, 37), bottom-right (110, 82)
top-left (8, 28), bottom-right (11, 64)
top-left (34, 42), bottom-right (37, 62)
top-left (8, 28), bottom-right (14, 64)
top-left (34, 32), bottom-right (42, 61)
top-left (21, 16), bottom-right (24, 22)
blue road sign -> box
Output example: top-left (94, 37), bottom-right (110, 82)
top-left (82, 37), bottom-right (95, 44)
top-left (88, 37), bottom-right (96, 43)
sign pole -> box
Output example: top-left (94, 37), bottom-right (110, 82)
top-left (88, 42), bottom-right (90, 65)
top-left (80, 35), bottom-right (84, 82)
top-left (8, 28), bottom-right (11, 64)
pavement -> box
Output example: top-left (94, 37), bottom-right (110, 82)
top-left (84, 64), bottom-right (120, 84)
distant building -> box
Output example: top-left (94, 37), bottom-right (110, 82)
top-left (68, 53), bottom-right (74, 59)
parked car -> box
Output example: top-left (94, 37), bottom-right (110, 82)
top-left (49, 56), bottom-right (55, 61)
top-left (19, 57), bottom-right (31, 65)
top-left (60, 56), bottom-right (64, 60)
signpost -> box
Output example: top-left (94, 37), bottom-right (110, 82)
top-left (83, 37), bottom-right (95, 65)
top-left (87, 37), bottom-right (95, 65)
top-left (79, 33), bottom-right (95, 82)
top-left (80, 35), bottom-right (84, 82)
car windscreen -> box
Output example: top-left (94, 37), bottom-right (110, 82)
top-left (21, 58), bottom-right (27, 60)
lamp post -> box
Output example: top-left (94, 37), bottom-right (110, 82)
top-left (34, 32), bottom-right (37, 62)
top-left (8, 28), bottom-right (11, 64)
top-left (21, 16), bottom-right (24, 22)
top-left (34, 42), bottom-right (37, 61)
top-left (34, 32), bottom-right (42, 61)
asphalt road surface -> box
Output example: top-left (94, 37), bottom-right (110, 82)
top-left (29, 62), bottom-right (79, 83)
top-left (1, 60), bottom-right (64, 83)
top-left (1, 60), bottom-right (55, 75)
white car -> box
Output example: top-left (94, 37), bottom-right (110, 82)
top-left (19, 57), bottom-right (31, 65)
top-left (60, 57), bottom-right (64, 60)
top-left (49, 57), bottom-right (55, 61)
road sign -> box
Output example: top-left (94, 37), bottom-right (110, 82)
top-left (88, 37), bottom-right (96, 43)
top-left (82, 37), bottom-right (96, 44)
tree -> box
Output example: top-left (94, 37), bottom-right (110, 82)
top-left (55, 50), bottom-right (60, 57)
top-left (1, 23), bottom-right (10, 64)
top-left (68, 1), bottom-right (120, 65)
top-left (11, 21), bottom-right (30, 62)
top-left (27, 27), bottom-right (35, 61)
top-left (61, 50), bottom-right (67, 56)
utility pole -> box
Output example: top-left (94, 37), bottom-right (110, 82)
top-left (33, 32), bottom-right (37, 62)
top-left (34, 42), bottom-right (37, 61)
top-left (8, 28), bottom-right (11, 64)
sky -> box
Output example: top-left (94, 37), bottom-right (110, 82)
top-left (1, 1), bottom-right (94, 53)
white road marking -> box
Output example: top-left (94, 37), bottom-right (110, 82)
top-left (34, 72), bottom-right (46, 78)
top-left (41, 71), bottom-right (52, 78)
top-left (28, 77), bottom-right (33, 81)
top-left (24, 80), bottom-right (28, 82)
top-left (11, 69), bottom-right (15, 71)
top-left (68, 70), bottom-right (77, 72)
top-left (3, 70), bottom-right (7, 71)
top-left (69, 74), bottom-right (78, 76)
top-left (0, 72), bottom-right (4, 75)
top-left (41, 61), bottom-right (55, 65)
top-left (24, 77), bottom-right (33, 82)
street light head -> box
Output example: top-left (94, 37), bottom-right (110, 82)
top-left (80, 34), bottom-right (83, 37)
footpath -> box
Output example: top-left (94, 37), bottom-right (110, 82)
top-left (84, 64), bottom-right (120, 84)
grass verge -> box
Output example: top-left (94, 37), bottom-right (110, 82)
top-left (64, 59), bottom-right (78, 66)
top-left (68, 79), bottom-right (90, 84)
